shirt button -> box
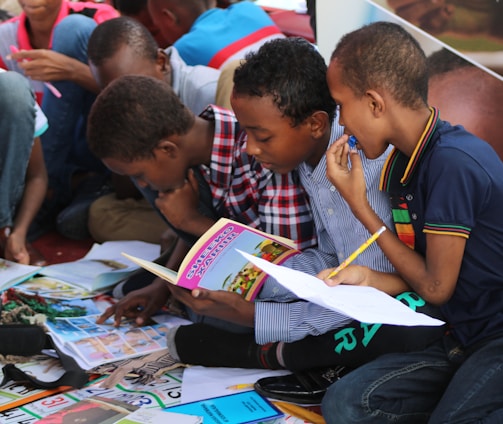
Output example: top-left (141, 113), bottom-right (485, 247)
top-left (411, 213), bottom-right (417, 220)
top-left (406, 194), bottom-right (413, 201)
top-left (327, 208), bottom-right (334, 215)
top-left (330, 186), bottom-right (336, 192)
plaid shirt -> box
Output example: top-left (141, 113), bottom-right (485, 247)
top-left (198, 105), bottom-right (317, 250)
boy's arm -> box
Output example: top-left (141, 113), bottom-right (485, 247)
top-left (10, 49), bottom-right (100, 94)
top-left (155, 169), bottom-right (217, 237)
top-left (325, 138), bottom-right (464, 305)
top-left (6, 138), bottom-right (47, 263)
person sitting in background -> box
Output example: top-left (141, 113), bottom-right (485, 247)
top-left (0, 70), bottom-right (48, 266)
top-left (0, 0), bottom-right (119, 241)
top-left (147, 0), bottom-right (284, 69)
top-left (112, 0), bottom-right (169, 48)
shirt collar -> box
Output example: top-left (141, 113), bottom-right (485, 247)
top-left (379, 107), bottom-right (440, 192)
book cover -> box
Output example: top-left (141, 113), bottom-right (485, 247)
top-left (34, 396), bottom-right (138, 424)
top-left (166, 390), bottom-right (284, 424)
top-left (122, 218), bottom-right (299, 301)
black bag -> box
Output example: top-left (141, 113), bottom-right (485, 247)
top-left (0, 324), bottom-right (89, 389)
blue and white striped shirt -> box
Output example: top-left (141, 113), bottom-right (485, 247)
top-left (255, 117), bottom-right (395, 344)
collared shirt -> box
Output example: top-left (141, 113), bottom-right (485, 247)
top-left (255, 117), bottom-right (395, 344)
top-left (380, 107), bottom-right (503, 347)
top-left (166, 46), bottom-right (220, 115)
top-left (198, 105), bottom-right (317, 251)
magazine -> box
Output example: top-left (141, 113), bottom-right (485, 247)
top-left (44, 313), bottom-right (191, 370)
top-left (122, 218), bottom-right (299, 301)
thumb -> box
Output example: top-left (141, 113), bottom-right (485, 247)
top-left (349, 148), bottom-right (363, 173)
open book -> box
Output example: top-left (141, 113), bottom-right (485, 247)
top-left (45, 312), bottom-right (190, 370)
top-left (1, 240), bottom-right (161, 294)
top-left (122, 218), bottom-right (300, 301)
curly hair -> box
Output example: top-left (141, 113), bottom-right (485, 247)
top-left (87, 75), bottom-right (195, 161)
top-left (331, 21), bottom-right (428, 110)
top-left (87, 16), bottom-right (158, 67)
top-left (233, 37), bottom-right (336, 127)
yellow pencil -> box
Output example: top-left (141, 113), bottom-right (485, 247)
top-left (226, 383), bottom-right (254, 390)
top-left (327, 226), bottom-right (386, 279)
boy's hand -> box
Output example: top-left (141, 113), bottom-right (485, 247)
top-left (5, 232), bottom-right (29, 265)
top-left (326, 135), bottom-right (369, 216)
top-left (155, 169), bottom-right (201, 229)
top-left (97, 278), bottom-right (170, 327)
top-left (317, 265), bottom-right (371, 287)
top-left (167, 285), bottom-right (255, 328)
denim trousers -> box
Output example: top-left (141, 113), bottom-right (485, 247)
top-left (322, 333), bottom-right (503, 423)
top-left (40, 14), bottom-right (103, 208)
top-left (0, 71), bottom-right (35, 227)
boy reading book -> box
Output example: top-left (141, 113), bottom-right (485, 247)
top-left (320, 21), bottom-right (503, 423)
top-left (87, 74), bottom-right (316, 330)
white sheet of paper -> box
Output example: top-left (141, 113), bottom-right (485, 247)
top-left (181, 366), bottom-right (291, 404)
top-left (237, 250), bottom-right (444, 327)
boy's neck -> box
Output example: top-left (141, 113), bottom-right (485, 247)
top-left (184, 117), bottom-right (215, 167)
top-left (390, 106), bottom-right (432, 157)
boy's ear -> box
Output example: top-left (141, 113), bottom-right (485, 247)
top-left (366, 89), bottom-right (385, 117)
top-left (308, 111), bottom-right (330, 138)
top-left (156, 139), bottom-right (179, 158)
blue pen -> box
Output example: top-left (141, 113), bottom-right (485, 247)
top-left (348, 135), bottom-right (358, 149)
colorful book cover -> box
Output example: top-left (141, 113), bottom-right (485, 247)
top-left (123, 218), bottom-right (299, 301)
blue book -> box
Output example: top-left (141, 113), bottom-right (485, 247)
top-left (165, 390), bottom-right (284, 424)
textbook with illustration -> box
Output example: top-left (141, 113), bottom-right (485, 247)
top-left (122, 218), bottom-right (300, 301)
top-left (0, 240), bottom-right (161, 294)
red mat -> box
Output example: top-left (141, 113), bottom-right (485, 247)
top-left (31, 231), bottom-right (95, 265)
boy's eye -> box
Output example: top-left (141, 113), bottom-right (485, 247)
top-left (256, 137), bottom-right (271, 143)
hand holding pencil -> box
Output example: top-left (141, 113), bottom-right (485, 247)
top-left (326, 226), bottom-right (386, 279)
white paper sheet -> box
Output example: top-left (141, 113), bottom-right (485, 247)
top-left (181, 366), bottom-right (291, 404)
top-left (237, 250), bottom-right (445, 327)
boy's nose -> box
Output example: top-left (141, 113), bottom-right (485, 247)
top-left (246, 139), bottom-right (260, 156)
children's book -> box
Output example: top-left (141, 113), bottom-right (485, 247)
top-left (165, 390), bottom-right (284, 424)
top-left (40, 240), bottom-right (160, 293)
top-left (115, 408), bottom-right (203, 424)
top-left (122, 218), bottom-right (299, 301)
top-left (33, 396), bottom-right (139, 424)
top-left (0, 241), bottom-right (161, 294)
top-left (0, 259), bottom-right (42, 292)
top-left (44, 313), bottom-right (190, 370)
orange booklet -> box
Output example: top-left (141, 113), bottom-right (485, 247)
top-left (122, 218), bottom-right (299, 301)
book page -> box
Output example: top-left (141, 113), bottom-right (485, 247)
top-left (0, 259), bottom-right (42, 291)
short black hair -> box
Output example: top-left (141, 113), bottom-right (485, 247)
top-left (427, 48), bottom-right (473, 78)
top-left (233, 37), bottom-right (336, 126)
top-left (331, 21), bottom-right (428, 110)
top-left (87, 75), bottom-right (194, 161)
top-left (87, 16), bottom-right (158, 67)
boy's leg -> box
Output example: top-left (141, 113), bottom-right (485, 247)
top-left (321, 336), bottom-right (460, 424)
top-left (0, 72), bottom-right (35, 229)
top-left (429, 334), bottom-right (503, 423)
